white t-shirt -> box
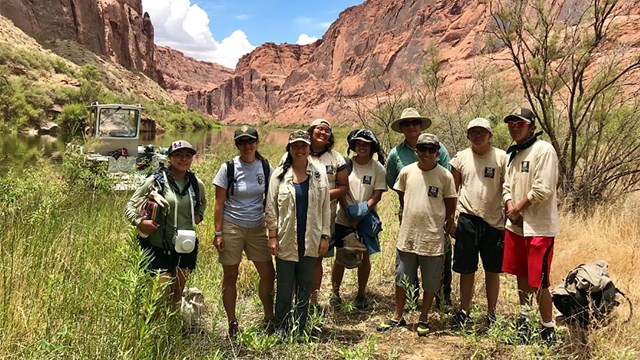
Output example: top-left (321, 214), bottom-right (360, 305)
top-left (450, 147), bottom-right (507, 229)
top-left (394, 163), bottom-right (457, 256)
top-left (213, 156), bottom-right (273, 228)
top-left (336, 158), bottom-right (387, 226)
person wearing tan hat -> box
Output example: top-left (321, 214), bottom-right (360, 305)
top-left (265, 130), bottom-right (331, 338)
top-left (125, 140), bottom-right (207, 308)
top-left (212, 125), bottom-right (275, 336)
top-left (386, 107), bottom-right (453, 308)
top-left (502, 107), bottom-right (559, 344)
top-left (448, 118), bottom-right (507, 329)
top-left (377, 133), bottom-right (457, 336)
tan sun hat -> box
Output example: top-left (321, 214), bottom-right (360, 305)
top-left (390, 108), bottom-right (432, 133)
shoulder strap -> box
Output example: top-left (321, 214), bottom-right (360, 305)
top-left (261, 159), bottom-right (270, 206)
top-left (226, 160), bottom-right (236, 198)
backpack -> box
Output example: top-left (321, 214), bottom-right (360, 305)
top-left (551, 260), bottom-right (631, 328)
top-left (148, 165), bottom-right (201, 212)
top-left (225, 158), bottom-right (271, 203)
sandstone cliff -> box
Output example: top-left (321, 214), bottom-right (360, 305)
top-left (0, 0), bottom-right (159, 82)
top-left (155, 46), bottom-right (233, 105)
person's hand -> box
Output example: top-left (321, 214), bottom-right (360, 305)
top-left (213, 234), bottom-right (224, 251)
top-left (448, 222), bottom-right (457, 238)
top-left (194, 214), bottom-right (203, 225)
top-left (349, 218), bottom-right (359, 229)
top-left (506, 202), bottom-right (523, 226)
top-left (138, 219), bottom-right (158, 235)
top-left (318, 236), bottom-right (329, 256)
top-left (268, 237), bottom-right (279, 256)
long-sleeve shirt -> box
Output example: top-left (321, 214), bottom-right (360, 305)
top-left (386, 140), bottom-right (451, 189)
top-left (503, 139), bottom-right (559, 237)
top-left (125, 172), bottom-right (207, 249)
top-left (265, 161), bottom-right (331, 262)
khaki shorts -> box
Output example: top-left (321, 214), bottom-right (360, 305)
top-left (218, 221), bottom-right (271, 266)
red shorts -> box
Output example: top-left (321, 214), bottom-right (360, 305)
top-left (502, 230), bottom-right (554, 289)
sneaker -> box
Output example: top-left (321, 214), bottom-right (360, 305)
top-left (228, 320), bottom-right (240, 338)
top-left (376, 317), bottom-right (407, 332)
top-left (416, 321), bottom-right (430, 337)
top-left (540, 326), bottom-right (557, 345)
top-left (449, 310), bottom-right (472, 329)
top-left (342, 232), bottom-right (368, 254)
top-left (263, 318), bottom-right (275, 334)
top-left (355, 296), bottom-right (369, 310)
top-left (486, 313), bottom-right (497, 327)
top-left (330, 295), bottom-right (343, 310)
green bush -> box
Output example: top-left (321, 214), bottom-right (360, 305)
top-left (57, 103), bottom-right (90, 137)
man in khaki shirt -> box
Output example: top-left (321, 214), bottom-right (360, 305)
top-left (502, 108), bottom-right (559, 344)
top-left (449, 118), bottom-right (507, 329)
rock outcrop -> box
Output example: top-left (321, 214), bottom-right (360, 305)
top-left (155, 46), bottom-right (233, 105)
top-left (0, 0), bottom-right (159, 81)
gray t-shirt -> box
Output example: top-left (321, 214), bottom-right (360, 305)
top-left (213, 156), bottom-right (273, 228)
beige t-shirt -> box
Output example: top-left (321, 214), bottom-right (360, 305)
top-left (503, 140), bottom-right (559, 237)
top-left (336, 158), bottom-right (387, 226)
top-left (450, 147), bottom-right (507, 230)
top-left (394, 163), bottom-right (457, 256)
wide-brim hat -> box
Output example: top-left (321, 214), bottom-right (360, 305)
top-left (504, 107), bottom-right (535, 125)
top-left (390, 107), bottom-right (432, 133)
top-left (168, 140), bottom-right (196, 156)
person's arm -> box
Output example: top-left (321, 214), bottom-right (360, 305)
top-left (213, 185), bottom-right (226, 251)
top-left (451, 166), bottom-right (462, 192)
top-left (124, 176), bottom-right (158, 236)
top-left (319, 177), bottom-right (331, 256)
top-left (265, 169), bottom-right (281, 256)
top-left (195, 179), bottom-right (207, 224)
top-left (385, 150), bottom-right (399, 189)
top-left (367, 190), bottom-right (384, 210)
top-left (331, 167), bottom-right (349, 200)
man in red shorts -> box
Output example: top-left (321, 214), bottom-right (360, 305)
top-left (502, 108), bottom-right (559, 344)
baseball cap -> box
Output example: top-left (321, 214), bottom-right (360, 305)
top-left (310, 118), bottom-right (332, 129)
top-left (288, 130), bottom-right (312, 145)
top-left (168, 140), bottom-right (196, 156)
top-left (416, 133), bottom-right (439, 147)
top-left (233, 125), bottom-right (259, 140)
top-left (504, 108), bottom-right (535, 125)
top-left (467, 117), bottom-right (492, 133)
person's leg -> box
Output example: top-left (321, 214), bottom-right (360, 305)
top-left (393, 285), bottom-right (407, 320)
top-left (459, 273), bottom-right (475, 313)
top-left (253, 261), bottom-right (275, 321)
top-left (221, 264), bottom-right (240, 322)
top-left (393, 250), bottom-right (416, 320)
top-left (274, 258), bottom-right (295, 331)
top-left (485, 271), bottom-right (500, 316)
top-left (478, 222), bottom-right (504, 320)
top-left (526, 236), bottom-right (555, 324)
top-left (357, 252), bottom-right (371, 298)
top-left (517, 276), bottom-right (533, 306)
top-left (331, 224), bottom-right (349, 303)
top-left (440, 236), bottom-right (453, 305)
top-left (294, 256), bottom-right (316, 334)
top-left (173, 267), bottom-right (191, 306)
top-left (331, 262), bottom-right (345, 302)
top-left (537, 287), bottom-right (554, 323)
top-left (452, 214), bottom-right (480, 314)
top-left (310, 258), bottom-right (323, 306)
top-left (418, 255), bottom-right (444, 322)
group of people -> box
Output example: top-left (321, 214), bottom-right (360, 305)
top-left (124, 106), bottom-right (559, 344)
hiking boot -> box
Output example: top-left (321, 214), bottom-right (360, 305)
top-left (376, 317), bottom-right (407, 332)
top-left (330, 295), bottom-right (343, 310)
top-left (416, 321), bottom-right (430, 337)
top-left (342, 233), bottom-right (368, 254)
top-left (355, 296), bottom-right (369, 310)
top-left (449, 310), bottom-right (473, 329)
top-left (228, 320), bottom-right (240, 338)
top-left (540, 326), bottom-right (557, 345)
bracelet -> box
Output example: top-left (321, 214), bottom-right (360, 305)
top-left (215, 231), bottom-right (223, 236)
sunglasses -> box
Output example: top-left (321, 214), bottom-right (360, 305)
top-left (400, 119), bottom-right (423, 127)
top-left (416, 145), bottom-right (439, 154)
top-left (507, 121), bottom-right (530, 129)
top-left (235, 138), bottom-right (257, 145)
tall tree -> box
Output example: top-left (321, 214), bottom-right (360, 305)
top-left (489, 0), bottom-right (640, 210)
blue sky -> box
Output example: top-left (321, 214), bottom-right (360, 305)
top-left (141, 0), bottom-right (364, 69)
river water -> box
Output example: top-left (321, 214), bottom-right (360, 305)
top-left (0, 127), bottom-right (295, 172)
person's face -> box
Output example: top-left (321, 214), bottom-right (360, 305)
top-left (415, 144), bottom-right (439, 167)
top-left (400, 119), bottom-right (423, 137)
top-left (467, 127), bottom-right (492, 147)
top-left (289, 141), bottom-right (310, 160)
top-left (169, 149), bottom-right (194, 172)
top-left (507, 120), bottom-right (534, 144)
top-left (311, 125), bottom-right (331, 145)
top-left (354, 140), bottom-right (372, 158)
top-left (235, 136), bottom-right (258, 156)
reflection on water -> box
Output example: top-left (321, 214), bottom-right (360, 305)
top-left (1, 127), bottom-right (296, 171)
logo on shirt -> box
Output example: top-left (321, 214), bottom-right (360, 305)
top-left (362, 175), bottom-right (372, 185)
top-left (314, 171), bottom-right (321, 180)
top-left (521, 161), bottom-right (530, 173)
top-left (325, 165), bottom-right (334, 175)
top-left (484, 167), bottom-right (495, 178)
top-left (256, 174), bottom-right (265, 185)
top-left (428, 186), bottom-right (439, 198)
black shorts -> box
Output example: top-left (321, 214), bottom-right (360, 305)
top-left (138, 236), bottom-right (198, 274)
top-left (452, 213), bottom-right (503, 274)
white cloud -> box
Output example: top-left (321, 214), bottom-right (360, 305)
top-left (142, 0), bottom-right (255, 69)
top-left (296, 34), bottom-right (318, 45)
top-left (319, 22), bottom-right (332, 29)
top-left (236, 14), bottom-right (250, 21)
